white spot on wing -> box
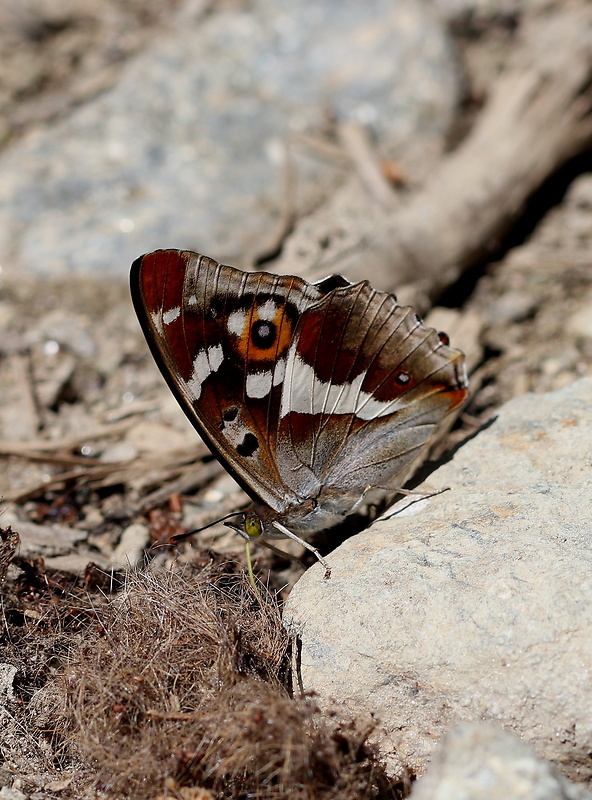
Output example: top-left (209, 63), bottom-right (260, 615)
top-left (163, 307), bottom-right (180, 325)
top-left (221, 424), bottom-right (249, 447)
top-left (208, 343), bottom-right (224, 372)
top-left (186, 344), bottom-right (224, 400)
top-left (246, 370), bottom-right (273, 398)
top-left (273, 358), bottom-right (286, 386)
top-left (280, 354), bottom-right (395, 420)
top-left (228, 310), bottom-right (247, 337)
top-left (188, 295), bottom-right (198, 306)
top-left (151, 311), bottom-right (164, 335)
top-left (258, 300), bottom-right (277, 321)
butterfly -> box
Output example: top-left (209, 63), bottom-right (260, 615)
top-left (130, 250), bottom-right (468, 578)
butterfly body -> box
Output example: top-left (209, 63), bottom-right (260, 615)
top-left (130, 250), bottom-right (468, 555)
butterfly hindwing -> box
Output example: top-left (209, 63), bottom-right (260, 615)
top-left (275, 280), bottom-right (467, 499)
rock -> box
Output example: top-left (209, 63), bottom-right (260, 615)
top-left (0, 355), bottom-right (39, 441)
top-left (0, 0), bottom-right (460, 277)
top-left (410, 722), bottom-right (592, 800)
top-left (42, 550), bottom-right (112, 573)
top-left (567, 303), bottom-right (592, 340)
top-left (26, 310), bottom-right (98, 359)
top-left (1, 514), bottom-right (87, 557)
top-left (284, 377), bottom-right (592, 782)
top-left (0, 787), bottom-right (27, 800)
top-left (100, 440), bottom-right (138, 463)
top-left (0, 665), bottom-right (16, 701)
top-left (124, 421), bottom-right (190, 455)
top-left (110, 523), bottom-right (150, 569)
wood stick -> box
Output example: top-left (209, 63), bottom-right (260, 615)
top-left (276, 4), bottom-right (592, 302)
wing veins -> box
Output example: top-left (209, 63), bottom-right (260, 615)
top-left (314, 283), bottom-right (371, 443)
top-left (309, 283), bottom-right (365, 468)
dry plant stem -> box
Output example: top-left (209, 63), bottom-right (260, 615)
top-left (1, 464), bottom-right (128, 504)
top-left (245, 540), bottom-right (263, 603)
top-left (290, 4), bottom-right (592, 299)
top-left (0, 447), bottom-right (103, 467)
top-left (338, 120), bottom-right (399, 209)
top-left (248, 144), bottom-right (297, 267)
top-left (133, 459), bottom-right (222, 511)
top-left (0, 420), bottom-right (134, 453)
top-left (0, 446), bottom-right (211, 505)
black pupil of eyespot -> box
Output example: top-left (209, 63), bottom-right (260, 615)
top-left (251, 319), bottom-right (276, 349)
top-left (396, 372), bottom-right (410, 385)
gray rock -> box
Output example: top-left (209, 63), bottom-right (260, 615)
top-left (1, 513), bottom-right (87, 557)
top-left (0, 665), bottom-right (16, 701)
top-left (0, 0), bottom-right (460, 277)
top-left (410, 722), bottom-right (592, 800)
top-left (0, 788), bottom-right (27, 800)
top-left (284, 377), bottom-right (592, 782)
top-left (110, 523), bottom-right (150, 569)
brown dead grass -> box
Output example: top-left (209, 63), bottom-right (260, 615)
top-left (58, 564), bottom-right (403, 799)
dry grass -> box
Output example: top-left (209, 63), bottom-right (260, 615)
top-left (58, 563), bottom-right (403, 799)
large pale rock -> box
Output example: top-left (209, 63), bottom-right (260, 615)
top-left (410, 723), bottom-right (592, 800)
top-left (284, 377), bottom-right (592, 783)
top-left (0, 0), bottom-right (459, 278)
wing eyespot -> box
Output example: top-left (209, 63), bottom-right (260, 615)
top-left (395, 371), bottom-right (411, 386)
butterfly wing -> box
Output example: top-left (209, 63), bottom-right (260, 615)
top-left (130, 249), bottom-right (330, 512)
top-left (275, 280), bottom-right (468, 505)
top-left (131, 250), bottom-right (467, 526)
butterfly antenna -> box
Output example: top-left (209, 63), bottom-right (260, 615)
top-left (170, 510), bottom-right (246, 544)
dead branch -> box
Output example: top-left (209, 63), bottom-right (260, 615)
top-left (277, 3), bottom-right (592, 303)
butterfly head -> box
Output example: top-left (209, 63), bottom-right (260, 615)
top-left (225, 511), bottom-right (264, 541)
top-left (224, 508), bottom-right (295, 542)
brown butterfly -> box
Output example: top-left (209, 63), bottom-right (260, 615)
top-left (130, 250), bottom-right (468, 576)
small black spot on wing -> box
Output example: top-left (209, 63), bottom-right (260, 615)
top-left (236, 432), bottom-right (258, 457)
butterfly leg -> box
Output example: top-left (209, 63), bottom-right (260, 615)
top-left (347, 484), bottom-right (449, 516)
top-left (347, 485), bottom-right (386, 515)
top-left (271, 521), bottom-right (331, 579)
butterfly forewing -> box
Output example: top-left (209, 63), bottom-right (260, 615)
top-left (131, 250), bottom-right (328, 511)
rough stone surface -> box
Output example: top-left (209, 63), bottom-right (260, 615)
top-left (0, 665), bottom-right (16, 701)
top-left (110, 522), bottom-right (150, 568)
top-left (410, 723), bottom-right (592, 800)
top-left (1, 513), bottom-right (87, 557)
top-left (0, 0), bottom-right (460, 277)
top-left (284, 377), bottom-right (592, 782)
